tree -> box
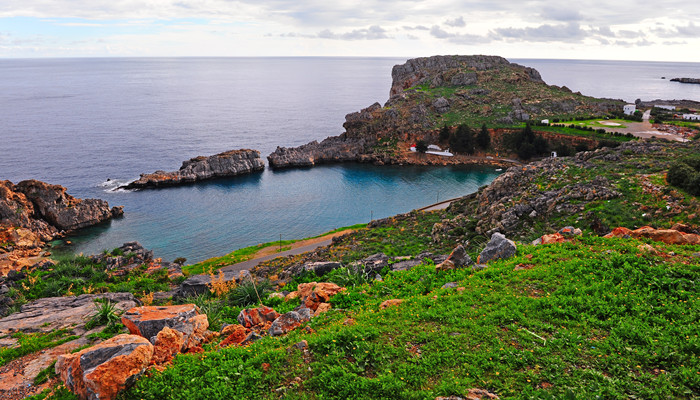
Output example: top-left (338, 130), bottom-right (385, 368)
top-left (439, 124), bottom-right (450, 142)
top-left (449, 124), bottom-right (475, 154)
top-left (477, 124), bottom-right (490, 149)
top-left (415, 140), bottom-right (428, 153)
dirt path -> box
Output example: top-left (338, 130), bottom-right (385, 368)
top-left (218, 229), bottom-right (354, 275)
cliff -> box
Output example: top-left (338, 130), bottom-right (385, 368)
top-left (268, 55), bottom-right (623, 168)
top-left (0, 179), bottom-right (123, 275)
top-left (121, 149), bottom-right (265, 190)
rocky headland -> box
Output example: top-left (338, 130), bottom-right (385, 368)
top-left (268, 55), bottom-right (623, 169)
top-left (0, 180), bottom-right (123, 275)
top-left (121, 149), bottom-right (265, 190)
top-left (670, 77), bottom-right (700, 85)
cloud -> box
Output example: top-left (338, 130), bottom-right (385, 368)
top-left (491, 22), bottom-right (587, 43)
top-left (282, 25), bottom-right (391, 40)
top-left (654, 22), bottom-right (700, 38)
top-left (403, 25), bottom-right (429, 31)
top-left (444, 16), bottom-right (465, 27)
top-left (429, 25), bottom-right (490, 44)
top-left (539, 7), bottom-right (582, 22)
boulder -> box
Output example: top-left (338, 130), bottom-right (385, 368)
top-left (121, 304), bottom-right (208, 351)
top-left (220, 325), bottom-right (249, 347)
top-left (0, 293), bottom-right (138, 337)
top-left (237, 306), bottom-right (280, 329)
top-left (268, 309), bottom-right (312, 337)
top-left (304, 261), bottom-right (343, 276)
top-left (477, 233), bottom-right (517, 264)
top-left (379, 299), bottom-right (404, 309)
top-left (56, 334), bottom-right (153, 400)
top-left (151, 326), bottom-right (184, 365)
top-left (436, 245), bottom-right (472, 271)
top-left (314, 302), bottom-right (332, 316)
top-left (121, 149), bottom-right (265, 190)
top-left (293, 282), bottom-right (345, 311)
top-left (540, 232), bottom-right (565, 244)
top-left (558, 226), bottom-right (582, 237)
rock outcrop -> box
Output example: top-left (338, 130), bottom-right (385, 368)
top-left (477, 233), bottom-right (517, 264)
top-left (56, 334), bottom-right (153, 400)
top-left (267, 55), bottom-right (622, 169)
top-left (121, 149), bottom-right (265, 189)
top-left (121, 304), bottom-right (209, 350)
top-left (0, 179), bottom-right (123, 275)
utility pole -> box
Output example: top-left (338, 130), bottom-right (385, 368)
top-left (279, 234), bottom-right (282, 251)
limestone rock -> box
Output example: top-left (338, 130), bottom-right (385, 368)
top-left (237, 306), bottom-right (280, 329)
top-left (121, 149), bottom-right (265, 190)
top-left (477, 233), bottom-right (516, 264)
top-left (220, 325), bottom-right (248, 347)
top-left (540, 232), bottom-right (566, 244)
top-left (304, 261), bottom-right (343, 276)
top-left (268, 309), bottom-right (312, 337)
top-left (151, 326), bottom-right (184, 365)
top-left (56, 334), bottom-right (153, 400)
top-left (293, 282), bottom-right (345, 311)
top-left (605, 226), bottom-right (700, 245)
top-left (121, 304), bottom-right (208, 351)
top-left (436, 245), bottom-right (472, 271)
top-left (0, 293), bottom-right (138, 337)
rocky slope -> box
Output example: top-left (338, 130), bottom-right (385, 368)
top-left (268, 55), bottom-right (623, 168)
top-left (0, 180), bottom-right (123, 275)
top-left (121, 149), bottom-right (265, 190)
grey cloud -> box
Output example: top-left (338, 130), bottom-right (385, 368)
top-left (539, 7), bottom-right (582, 22)
top-left (430, 25), bottom-right (451, 39)
top-left (282, 25), bottom-right (391, 40)
top-left (403, 25), bottom-right (429, 31)
top-left (652, 22), bottom-right (700, 38)
top-left (429, 25), bottom-right (490, 44)
top-left (444, 16), bottom-right (465, 27)
top-left (492, 22), bottom-right (586, 42)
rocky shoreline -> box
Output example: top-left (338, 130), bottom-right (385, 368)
top-left (121, 149), bottom-right (265, 190)
top-left (0, 180), bottom-right (123, 275)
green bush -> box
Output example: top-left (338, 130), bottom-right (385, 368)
top-left (667, 157), bottom-right (700, 196)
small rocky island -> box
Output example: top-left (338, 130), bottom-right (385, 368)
top-left (670, 77), bottom-right (700, 84)
top-left (121, 149), bottom-right (265, 190)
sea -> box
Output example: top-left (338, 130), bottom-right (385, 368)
top-left (1, 57), bottom-right (699, 263)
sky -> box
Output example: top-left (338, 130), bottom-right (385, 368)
top-left (1, 0), bottom-right (700, 61)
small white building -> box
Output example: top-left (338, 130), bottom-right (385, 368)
top-left (623, 104), bottom-right (636, 115)
top-left (655, 104), bottom-right (676, 111)
top-left (683, 114), bottom-right (700, 121)
top-left (541, 119), bottom-right (549, 124)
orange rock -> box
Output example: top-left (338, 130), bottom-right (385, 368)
top-left (637, 244), bottom-right (661, 255)
top-left (540, 233), bottom-right (565, 244)
top-left (220, 325), bottom-right (248, 347)
top-left (152, 326), bottom-right (184, 365)
top-left (121, 304), bottom-right (200, 340)
top-left (379, 299), bottom-right (404, 309)
top-left (237, 306), bottom-right (280, 328)
top-left (56, 334), bottom-right (153, 400)
top-left (284, 291), bottom-right (300, 301)
top-left (314, 303), bottom-right (332, 316)
top-left (296, 282), bottom-right (345, 311)
top-left (604, 227), bottom-right (633, 238)
top-left (465, 388), bottom-right (500, 399)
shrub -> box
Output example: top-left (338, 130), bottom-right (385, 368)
top-left (229, 278), bottom-right (272, 307)
top-left (415, 140), bottom-right (428, 153)
top-left (85, 300), bottom-right (120, 330)
top-left (667, 157), bottom-right (700, 195)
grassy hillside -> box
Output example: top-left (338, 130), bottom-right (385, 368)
top-left (123, 235), bottom-right (699, 399)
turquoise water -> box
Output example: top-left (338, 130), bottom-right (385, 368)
top-left (60, 164), bottom-right (500, 262)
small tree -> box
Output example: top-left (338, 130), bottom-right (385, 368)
top-left (439, 124), bottom-right (450, 142)
top-left (415, 140), bottom-right (428, 153)
top-left (477, 124), bottom-right (490, 149)
top-left (450, 124), bottom-right (475, 154)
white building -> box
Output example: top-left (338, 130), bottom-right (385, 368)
top-left (655, 104), bottom-right (676, 111)
top-left (541, 119), bottom-right (549, 124)
top-left (623, 104), bottom-right (636, 115)
top-left (683, 114), bottom-right (700, 121)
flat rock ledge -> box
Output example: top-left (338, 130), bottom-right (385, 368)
top-left (121, 149), bottom-right (265, 190)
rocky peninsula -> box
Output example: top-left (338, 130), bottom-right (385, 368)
top-left (268, 55), bottom-right (623, 169)
top-left (0, 180), bottom-right (123, 274)
top-left (121, 149), bottom-right (265, 190)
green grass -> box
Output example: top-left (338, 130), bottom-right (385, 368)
top-left (183, 224), bottom-right (366, 275)
top-left (122, 236), bottom-right (700, 399)
top-left (0, 329), bottom-right (79, 367)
